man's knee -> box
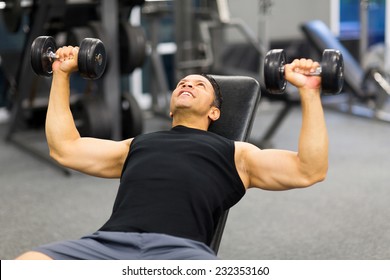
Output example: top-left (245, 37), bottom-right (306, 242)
top-left (15, 251), bottom-right (53, 260)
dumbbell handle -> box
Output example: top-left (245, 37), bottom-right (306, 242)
top-left (280, 66), bottom-right (322, 76)
top-left (43, 50), bottom-right (59, 62)
top-left (44, 49), bottom-right (104, 66)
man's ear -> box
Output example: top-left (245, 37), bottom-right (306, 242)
top-left (208, 107), bottom-right (220, 122)
top-left (169, 112), bottom-right (173, 118)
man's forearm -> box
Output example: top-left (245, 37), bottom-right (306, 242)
top-left (297, 89), bottom-right (329, 182)
top-left (45, 72), bottom-right (80, 159)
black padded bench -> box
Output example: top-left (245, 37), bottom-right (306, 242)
top-left (208, 75), bottom-right (261, 253)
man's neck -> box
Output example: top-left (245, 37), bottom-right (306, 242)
top-left (171, 115), bottom-right (209, 131)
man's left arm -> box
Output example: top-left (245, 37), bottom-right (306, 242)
top-left (235, 58), bottom-right (328, 190)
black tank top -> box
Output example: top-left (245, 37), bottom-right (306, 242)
top-left (99, 125), bottom-right (245, 245)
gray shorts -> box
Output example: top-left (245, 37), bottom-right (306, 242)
top-left (33, 231), bottom-right (218, 260)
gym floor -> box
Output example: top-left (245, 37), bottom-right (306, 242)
top-left (0, 94), bottom-right (390, 260)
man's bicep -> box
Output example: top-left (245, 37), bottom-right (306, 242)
top-left (243, 144), bottom-right (303, 190)
top-left (57, 137), bottom-right (132, 178)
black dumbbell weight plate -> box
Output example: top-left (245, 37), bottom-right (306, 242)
top-left (264, 49), bottom-right (287, 94)
top-left (321, 49), bottom-right (344, 95)
top-left (31, 36), bottom-right (57, 77)
top-left (67, 26), bottom-right (96, 46)
top-left (121, 92), bottom-right (143, 139)
top-left (119, 21), bottom-right (147, 74)
top-left (78, 38), bottom-right (106, 80)
top-left (74, 95), bottom-right (112, 139)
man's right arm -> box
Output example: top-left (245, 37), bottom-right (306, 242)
top-left (46, 46), bottom-right (131, 178)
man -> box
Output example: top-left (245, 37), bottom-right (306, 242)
top-left (16, 45), bottom-right (328, 259)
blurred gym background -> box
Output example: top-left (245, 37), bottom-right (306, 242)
top-left (0, 0), bottom-right (390, 260)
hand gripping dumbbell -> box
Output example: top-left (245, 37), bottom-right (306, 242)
top-left (31, 36), bottom-right (107, 80)
top-left (263, 49), bottom-right (344, 94)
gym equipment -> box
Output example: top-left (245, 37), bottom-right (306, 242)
top-left (264, 48), bottom-right (344, 95)
top-left (119, 21), bottom-right (147, 74)
top-left (0, 0), bottom-right (25, 33)
top-left (175, 0), bottom-right (265, 77)
top-left (360, 0), bottom-right (370, 62)
top-left (301, 20), bottom-right (365, 97)
top-left (5, 0), bottom-right (132, 175)
top-left (142, 0), bottom-right (174, 117)
top-left (73, 95), bottom-right (112, 139)
top-left (0, 0), bottom-right (99, 33)
top-left (30, 36), bottom-right (106, 80)
top-left (121, 92), bottom-right (143, 139)
top-left (66, 26), bottom-right (97, 46)
top-left (208, 75), bottom-right (261, 254)
top-left (301, 20), bottom-right (390, 122)
top-left (67, 21), bottom-right (108, 52)
top-left (72, 91), bottom-right (144, 140)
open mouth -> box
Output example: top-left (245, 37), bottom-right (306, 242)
top-left (179, 91), bottom-right (194, 97)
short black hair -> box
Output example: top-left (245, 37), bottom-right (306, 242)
top-left (201, 74), bottom-right (223, 110)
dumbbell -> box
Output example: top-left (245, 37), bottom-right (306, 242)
top-left (30, 36), bottom-right (107, 80)
top-left (264, 49), bottom-right (344, 95)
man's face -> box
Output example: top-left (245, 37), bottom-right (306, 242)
top-left (170, 74), bottom-right (216, 118)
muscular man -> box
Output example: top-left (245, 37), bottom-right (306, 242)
top-left (16, 45), bottom-right (328, 259)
